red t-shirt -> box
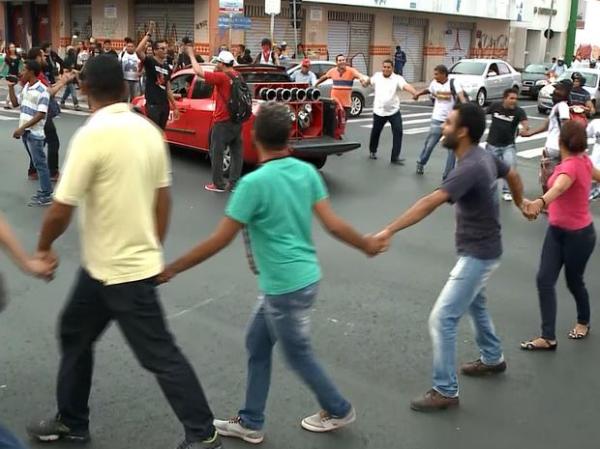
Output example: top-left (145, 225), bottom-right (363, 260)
top-left (204, 70), bottom-right (239, 123)
top-left (548, 154), bottom-right (593, 230)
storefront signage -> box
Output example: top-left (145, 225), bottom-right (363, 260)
top-left (303, 0), bottom-right (523, 21)
top-left (219, 0), bottom-right (244, 15)
top-left (533, 7), bottom-right (557, 16)
top-left (104, 5), bottom-right (117, 19)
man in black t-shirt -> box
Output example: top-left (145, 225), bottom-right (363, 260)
top-left (485, 88), bottom-right (529, 202)
top-left (135, 22), bottom-right (179, 129)
top-left (102, 39), bottom-right (119, 59)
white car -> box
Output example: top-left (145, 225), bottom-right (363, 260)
top-left (448, 59), bottom-right (522, 107)
top-left (537, 69), bottom-right (600, 114)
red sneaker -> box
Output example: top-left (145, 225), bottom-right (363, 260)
top-left (204, 183), bottom-right (226, 193)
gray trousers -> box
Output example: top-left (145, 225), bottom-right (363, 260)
top-left (210, 120), bottom-right (243, 188)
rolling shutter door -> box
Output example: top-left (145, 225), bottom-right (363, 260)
top-left (134, 1), bottom-right (194, 43)
top-left (71, 4), bottom-right (92, 39)
top-left (392, 18), bottom-right (426, 83)
top-left (245, 4), bottom-right (304, 56)
top-left (444, 28), bottom-right (472, 68)
top-left (327, 20), bottom-right (349, 63)
top-left (349, 21), bottom-right (370, 74)
top-left (327, 12), bottom-right (372, 74)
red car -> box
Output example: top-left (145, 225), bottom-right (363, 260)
top-left (132, 64), bottom-right (360, 170)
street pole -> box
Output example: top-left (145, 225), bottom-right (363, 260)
top-left (543, 0), bottom-right (555, 61)
top-left (564, 0), bottom-right (579, 65)
top-left (292, 0), bottom-right (298, 55)
top-left (229, 13), bottom-right (233, 50)
top-left (270, 13), bottom-right (275, 42)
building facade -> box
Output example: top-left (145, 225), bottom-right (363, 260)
top-left (0, 0), bottom-right (534, 82)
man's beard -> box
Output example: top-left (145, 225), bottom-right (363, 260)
top-left (442, 134), bottom-right (458, 150)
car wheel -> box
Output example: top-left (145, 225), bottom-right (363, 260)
top-left (308, 156), bottom-right (327, 169)
top-left (349, 93), bottom-right (364, 117)
top-left (476, 89), bottom-right (487, 107)
top-left (537, 106), bottom-right (548, 115)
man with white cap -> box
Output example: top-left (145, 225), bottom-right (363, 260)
top-left (187, 48), bottom-right (244, 192)
top-left (291, 59), bottom-right (317, 86)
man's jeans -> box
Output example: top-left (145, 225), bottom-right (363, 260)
top-left (210, 121), bottom-right (243, 189)
top-left (0, 424), bottom-right (27, 449)
top-left (23, 131), bottom-right (52, 198)
top-left (486, 143), bottom-right (516, 194)
top-left (239, 282), bottom-right (351, 430)
top-left (125, 80), bottom-right (140, 102)
top-left (369, 111), bottom-right (404, 161)
top-left (61, 83), bottom-right (79, 106)
top-left (417, 119), bottom-right (455, 178)
top-left (429, 256), bottom-right (504, 397)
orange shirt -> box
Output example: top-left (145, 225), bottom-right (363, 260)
top-left (326, 67), bottom-right (360, 108)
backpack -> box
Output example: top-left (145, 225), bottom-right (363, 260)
top-left (450, 78), bottom-right (470, 103)
top-left (223, 72), bottom-right (252, 123)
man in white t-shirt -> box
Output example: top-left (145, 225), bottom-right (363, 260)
top-left (414, 64), bottom-right (467, 178)
top-left (362, 59), bottom-right (417, 164)
top-left (120, 40), bottom-right (141, 102)
top-left (521, 79), bottom-right (572, 192)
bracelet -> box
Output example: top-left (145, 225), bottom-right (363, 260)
top-left (538, 196), bottom-right (546, 207)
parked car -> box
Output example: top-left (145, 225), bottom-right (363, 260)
top-left (448, 59), bottom-right (522, 106)
top-left (132, 65), bottom-right (360, 170)
top-left (521, 62), bottom-right (553, 99)
top-left (537, 68), bottom-right (600, 114)
top-left (287, 60), bottom-right (374, 117)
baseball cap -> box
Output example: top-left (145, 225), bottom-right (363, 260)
top-left (216, 50), bottom-right (235, 65)
top-left (301, 58), bottom-right (311, 67)
top-left (281, 41), bottom-right (287, 46)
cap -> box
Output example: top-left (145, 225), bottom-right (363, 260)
top-left (281, 41), bottom-right (287, 46)
top-left (558, 56), bottom-right (564, 61)
top-left (301, 58), bottom-right (311, 67)
top-left (216, 50), bottom-right (235, 65)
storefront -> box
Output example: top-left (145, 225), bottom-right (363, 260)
top-left (134, 0), bottom-right (194, 43)
top-left (244, 3), bottom-right (304, 55)
top-left (392, 16), bottom-right (427, 82)
top-left (443, 22), bottom-right (474, 68)
top-left (326, 10), bottom-right (372, 73)
top-left (71, 0), bottom-right (92, 40)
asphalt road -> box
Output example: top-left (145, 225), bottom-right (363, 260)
top-left (1, 99), bottom-right (599, 449)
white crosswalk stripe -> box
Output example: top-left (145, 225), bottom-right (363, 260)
top-left (0, 115), bottom-right (17, 121)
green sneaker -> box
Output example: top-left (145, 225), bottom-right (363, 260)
top-left (175, 431), bottom-right (222, 449)
top-left (26, 415), bottom-right (90, 443)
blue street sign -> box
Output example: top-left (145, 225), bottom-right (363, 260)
top-left (218, 15), bottom-right (252, 29)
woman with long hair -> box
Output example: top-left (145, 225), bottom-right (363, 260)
top-left (521, 120), bottom-right (599, 350)
top-left (2, 43), bottom-right (21, 108)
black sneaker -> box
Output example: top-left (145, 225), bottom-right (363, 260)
top-left (176, 431), bottom-right (222, 449)
top-left (390, 158), bottom-right (405, 165)
top-left (416, 163), bottom-right (424, 175)
top-left (369, 152), bottom-right (378, 160)
top-left (26, 415), bottom-right (90, 443)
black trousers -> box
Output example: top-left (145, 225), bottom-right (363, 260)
top-left (147, 103), bottom-right (170, 130)
top-left (537, 223), bottom-right (596, 340)
top-left (368, 111), bottom-right (404, 161)
top-left (57, 269), bottom-right (215, 441)
top-left (28, 116), bottom-right (60, 175)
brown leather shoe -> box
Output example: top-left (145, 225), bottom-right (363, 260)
top-left (460, 359), bottom-right (507, 377)
top-left (410, 389), bottom-right (459, 412)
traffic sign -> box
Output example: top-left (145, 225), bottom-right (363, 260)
top-left (544, 28), bottom-right (555, 39)
top-left (219, 0), bottom-right (243, 15)
top-left (218, 15), bottom-right (252, 30)
top-left (265, 0), bottom-right (281, 15)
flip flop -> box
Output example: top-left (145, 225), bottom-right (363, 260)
top-left (520, 338), bottom-right (558, 351)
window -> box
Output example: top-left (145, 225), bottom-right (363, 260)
top-left (171, 74), bottom-right (194, 98)
top-left (497, 63), bottom-right (511, 75)
top-left (450, 61), bottom-right (486, 76)
top-left (191, 79), bottom-right (214, 99)
top-left (488, 64), bottom-right (499, 76)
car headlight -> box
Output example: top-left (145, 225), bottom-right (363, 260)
top-left (535, 79), bottom-right (549, 87)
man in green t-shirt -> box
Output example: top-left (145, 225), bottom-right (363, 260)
top-left (159, 102), bottom-right (387, 443)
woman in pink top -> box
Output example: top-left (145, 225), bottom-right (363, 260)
top-left (521, 121), bottom-right (598, 350)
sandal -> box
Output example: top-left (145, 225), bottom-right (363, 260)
top-left (520, 337), bottom-right (558, 351)
top-left (568, 325), bottom-right (590, 340)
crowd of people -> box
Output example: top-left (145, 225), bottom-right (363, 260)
top-left (1, 25), bottom-right (600, 449)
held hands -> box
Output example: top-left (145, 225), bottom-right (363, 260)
top-left (26, 249), bottom-right (59, 281)
top-left (521, 198), bottom-right (543, 221)
top-left (363, 228), bottom-right (392, 257)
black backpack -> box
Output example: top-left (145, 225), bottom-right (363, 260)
top-left (450, 78), bottom-right (470, 103)
top-left (224, 72), bottom-right (252, 123)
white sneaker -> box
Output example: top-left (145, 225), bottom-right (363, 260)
top-left (301, 407), bottom-right (356, 433)
top-left (502, 193), bottom-right (513, 202)
top-left (213, 416), bottom-right (264, 444)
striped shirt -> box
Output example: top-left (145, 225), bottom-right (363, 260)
top-left (326, 67), bottom-right (360, 108)
top-left (18, 81), bottom-right (49, 138)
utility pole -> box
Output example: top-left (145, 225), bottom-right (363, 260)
top-left (564, 0), bottom-right (579, 64)
top-left (292, 0), bottom-right (299, 53)
top-left (543, 0), bottom-right (556, 61)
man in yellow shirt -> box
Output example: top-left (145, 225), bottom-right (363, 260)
top-left (26, 55), bottom-right (221, 449)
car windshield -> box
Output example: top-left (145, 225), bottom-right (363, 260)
top-left (450, 61), bottom-right (487, 75)
top-left (525, 64), bottom-right (548, 74)
top-left (558, 71), bottom-right (598, 87)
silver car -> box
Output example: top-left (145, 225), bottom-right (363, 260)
top-left (537, 68), bottom-right (600, 114)
top-left (448, 59), bottom-right (522, 106)
top-left (287, 61), bottom-right (374, 117)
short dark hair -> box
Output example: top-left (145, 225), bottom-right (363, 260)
top-left (238, 44), bottom-right (246, 51)
top-left (254, 103), bottom-right (291, 151)
top-left (79, 55), bottom-right (124, 102)
top-left (24, 59), bottom-right (42, 76)
top-left (434, 64), bottom-right (449, 75)
top-left (335, 54), bottom-right (345, 62)
top-left (503, 87), bottom-right (519, 98)
top-left (455, 103), bottom-right (486, 144)
top-left (104, 39), bottom-right (112, 44)
top-left (124, 37), bottom-right (133, 44)
top-left (27, 47), bottom-right (42, 60)
top-left (152, 39), bottom-right (168, 50)
top-left (41, 42), bottom-right (51, 51)
top-left (559, 121), bottom-right (588, 154)
top-left (383, 59), bottom-right (393, 66)
top-left (261, 38), bottom-right (272, 47)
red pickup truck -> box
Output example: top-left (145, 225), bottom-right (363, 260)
top-left (132, 64), bottom-right (360, 170)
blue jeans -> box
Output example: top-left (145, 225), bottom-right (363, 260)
top-left (0, 423), bottom-right (27, 449)
top-left (239, 282), bottom-right (351, 430)
top-left (61, 83), bottom-right (78, 106)
top-left (417, 119), bottom-right (455, 178)
top-left (429, 256), bottom-right (504, 397)
top-left (23, 131), bottom-right (52, 197)
top-left (485, 143), bottom-right (516, 194)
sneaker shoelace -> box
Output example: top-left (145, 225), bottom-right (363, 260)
top-left (319, 410), bottom-right (333, 422)
top-left (228, 416), bottom-right (242, 424)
